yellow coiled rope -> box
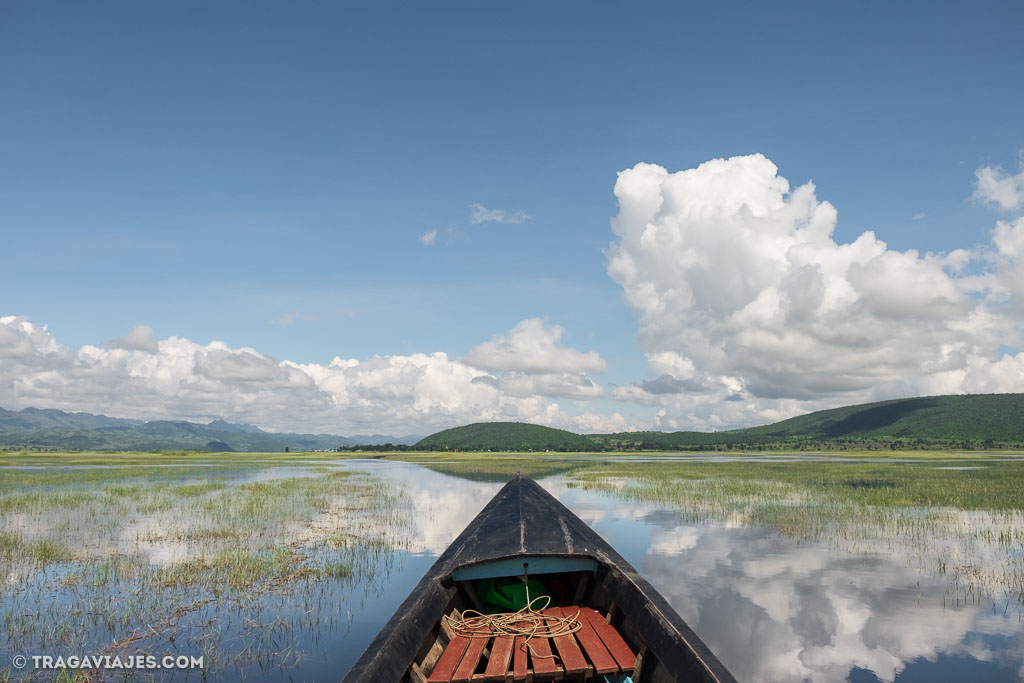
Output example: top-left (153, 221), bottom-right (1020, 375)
top-left (442, 589), bottom-right (582, 662)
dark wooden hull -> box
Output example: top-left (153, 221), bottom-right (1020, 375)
top-left (342, 474), bottom-right (735, 683)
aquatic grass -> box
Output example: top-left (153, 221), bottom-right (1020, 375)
top-left (154, 548), bottom-right (310, 590)
top-left (170, 482), bottom-right (227, 497)
top-left (383, 451), bottom-right (1024, 612)
top-left (12, 449), bottom-right (1020, 677)
top-left (0, 489), bottom-right (101, 514)
top-left (567, 457), bottom-right (1024, 510)
top-left (320, 561), bottom-right (354, 580)
top-left (384, 451), bottom-right (584, 480)
top-left (0, 531), bottom-right (72, 565)
top-left (0, 453), bottom-right (414, 678)
top-left (564, 457), bottom-right (1024, 608)
top-left (0, 530), bottom-right (19, 557)
top-left (104, 483), bottom-right (150, 500)
top-left (32, 538), bottom-right (73, 564)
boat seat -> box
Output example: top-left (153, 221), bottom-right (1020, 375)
top-left (426, 606), bottom-right (635, 682)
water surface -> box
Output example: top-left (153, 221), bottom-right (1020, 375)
top-left (1, 456), bottom-right (1021, 682)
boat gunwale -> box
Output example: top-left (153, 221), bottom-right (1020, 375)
top-left (341, 474), bottom-right (736, 683)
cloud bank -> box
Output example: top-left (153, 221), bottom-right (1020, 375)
top-left (9, 154), bottom-right (1024, 436)
top-left (607, 154), bottom-right (1024, 429)
top-left (0, 316), bottom-right (622, 435)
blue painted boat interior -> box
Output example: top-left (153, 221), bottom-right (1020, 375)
top-left (452, 556), bottom-right (598, 581)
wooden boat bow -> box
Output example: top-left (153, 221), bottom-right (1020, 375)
top-left (342, 473), bottom-right (735, 683)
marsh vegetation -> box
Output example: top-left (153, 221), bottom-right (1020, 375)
top-left (1, 450), bottom-right (1022, 681)
top-left (567, 457), bottom-right (1024, 611)
top-left (0, 453), bottom-right (412, 681)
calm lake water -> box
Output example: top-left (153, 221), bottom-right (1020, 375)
top-left (337, 461), bottom-right (1024, 683)
top-left (2, 457), bottom-right (1022, 682)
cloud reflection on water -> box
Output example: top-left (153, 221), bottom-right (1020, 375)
top-left (5, 458), bottom-right (1018, 682)
top-left (339, 464), bottom-right (1024, 681)
top-left (344, 460), bottom-right (504, 555)
top-left (532, 476), bottom-right (1024, 682)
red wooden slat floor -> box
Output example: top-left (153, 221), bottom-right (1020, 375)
top-left (427, 632), bottom-right (471, 683)
top-left (512, 634), bottom-right (528, 681)
top-left (580, 607), bottom-right (636, 672)
top-left (525, 630), bottom-right (559, 677)
top-left (428, 606), bottom-right (631, 681)
top-left (544, 607), bottom-right (589, 675)
top-left (483, 635), bottom-right (514, 682)
top-left (569, 605), bottom-right (618, 675)
top-left (451, 628), bottom-right (490, 683)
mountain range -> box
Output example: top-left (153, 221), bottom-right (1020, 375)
top-left (3, 393), bottom-right (1022, 453)
top-left (0, 407), bottom-right (421, 452)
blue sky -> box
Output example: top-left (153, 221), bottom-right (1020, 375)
top-left (2, 1), bottom-right (1023, 434)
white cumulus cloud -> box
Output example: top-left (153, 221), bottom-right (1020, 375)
top-left (0, 317), bottom-right (612, 435)
top-left (465, 318), bottom-right (606, 374)
top-left (418, 229), bottom-right (438, 245)
top-left (570, 411), bottom-right (631, 434)
top-left (975, 157), bottom-right (1024, 211)
top-left (606, 154), bottom-right (1024, 429)
top-left (109, 325), bottom-right (159, 354)
top-left (473, 371), bottom-right (604, 400)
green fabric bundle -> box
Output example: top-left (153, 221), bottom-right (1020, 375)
top-left (477, 577), bottom-right (551, 614)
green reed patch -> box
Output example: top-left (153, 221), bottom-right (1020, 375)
top-left (566, 457), bottom-right (1024, 510)
top-left (384, 451), bottom-right (584, 481)
top-left (0, 452), bottom-right (412, 677)
top-left (0, 531), bottom-right (72, 565)
top-left (383, 451), bottom-right (1024, 610)
top-left (566, 456), bottom-right (1024, 605)
top-left (0, 489), bottom-right (101, 514)
top-left (155, 548), bottom-right (309, 590)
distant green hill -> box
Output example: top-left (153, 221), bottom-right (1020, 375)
top-left (417, 394), bottom-right (1024, 451)
top-left (733, 394), bottom-right (1024, 442)
top-left (600, 394), bottom-right (1024, 449)
top-left (416, 422), bottom-right (597, 451)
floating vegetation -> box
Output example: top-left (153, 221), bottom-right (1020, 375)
top-left (381, 451), bottom-right (1024, 615)
top-left (0, 531), bottom-right (72, 566)
top-left (0, 453), bottom-right (414, 681)
top-left (568, 457), bottom-right (1024, 611)
top-left (381, 451), bottom-right (591, 480)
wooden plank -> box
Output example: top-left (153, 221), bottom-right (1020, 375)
top-left (512, 635), bottom-right (528, 681)
top-left (452, 631), bottom-right (490, 683)
top-left (411, 662), bottom-right (429, 683)
top-left (422, 639), bottom-right (446, 672)
top-left (428, 634), bottom-right (471, 683)
top-left (632, 645), bottom-right (648, 681)
top-left (579, 607), bottom-right (635, 673)
top-left (483, 636), bottom-right (514, 682)
top-left (543, 607), bottom-right (588, 675)
top-left (441, 610), bottom-right (459, 640)
top-left (525, 633), bottom-right (558, 677)
top-left (570, 606), bottom-right (617, 675)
